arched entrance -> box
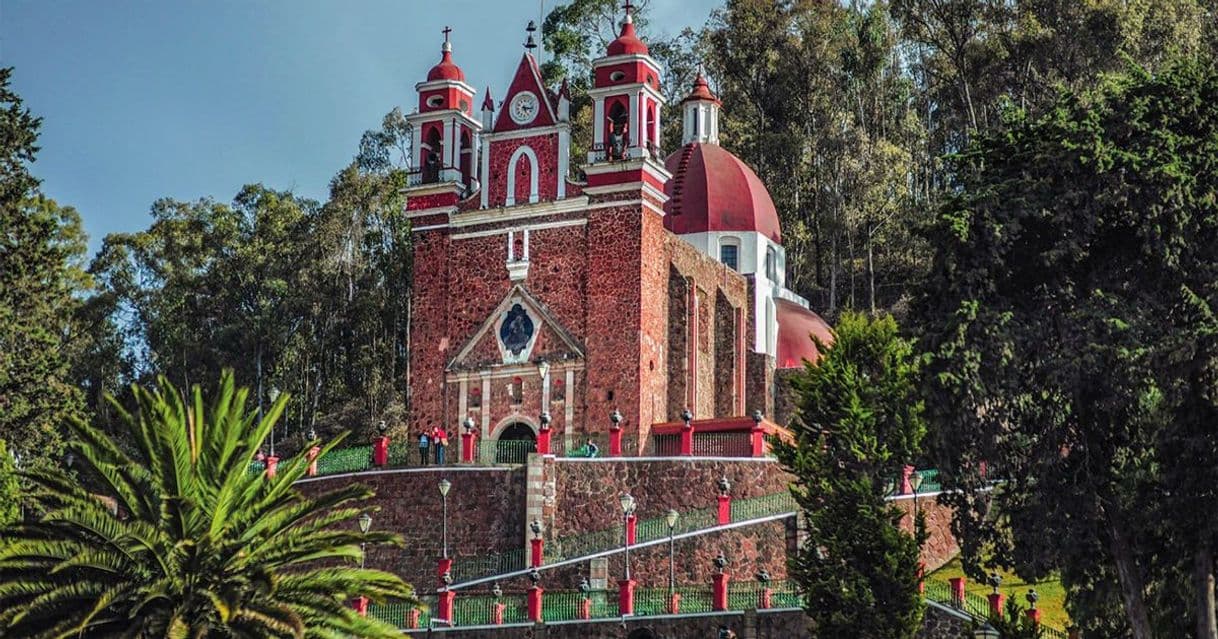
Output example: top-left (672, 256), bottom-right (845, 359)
top-left (495, 422), bottom-right (537, 464)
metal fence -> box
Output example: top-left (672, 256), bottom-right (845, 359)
top-left (923, 577), bottom-right (1069, 638)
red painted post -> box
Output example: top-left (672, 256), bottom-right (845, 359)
top-left (437, 557), bottom-right (452, 588)
top-left (580, 598), bottom-right (592, 620)
top-left (1027, 608), bottom-right (1041, 626)
top-left (680, 423), bottom-right (694, 456)
top-left (306, 446), bottom-right (320, 476)
top-left (491, 602), bottom-right (505, 625)
top-left (537, 427), bottom-right (552, 455)
top-left (712, 573), bottom-right (730, 611)
top-left (352, 595), bottom-right (368, 617)
top-left (949, 577), bottom-right (966, 607)
top-left (436, 590), bottom-right (455, 626)
top-left (988, 593), bottom-right (1006, 617)
top-left (668, 592), bottom-right (682, 614)
top-left (527, 586), bottom-right (544, 622)
top-left (917, 561), bottom-right (926, 594)
top-left (530, 538), bottom-right (544, 568)
top-left (372, 436), bottom-right (389, 467)
top-left (609, 425), bottom-right (623, 457)
top-left (618, 579), bottom-right (636, 616)
top-left (750, 423), bottom-right (766, 457)
top-left (264, 455), bottom-right (279, 479)
top-left (461, 431), bottom-right (475, 463)
top-left (901, 464), bottom-right (915, 494)
top-left (406, 609), bottom-right (421, 629)
top-left (717, 494), bottom-right (731, 525)
top-left (759, 588), bottom-right (773, 609)
top-left (626, 514), bottom-right (637, 545)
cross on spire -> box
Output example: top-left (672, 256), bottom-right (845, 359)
top-left (442, 25), bottom-right (452, 42)
top-left (622, 0), bottom-right (635, 15)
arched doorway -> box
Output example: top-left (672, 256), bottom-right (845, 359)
top-left (496, 422), bottom-right (536, 464)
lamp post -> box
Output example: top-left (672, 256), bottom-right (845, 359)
top-left (358, 513), bottom-right (372, 569)
top-left (910, 470), bottom-right (924, 524)
top-left (620, 492), bottom-right (636, 580)
top-left (666, 509), bottom-right (679, 597)
top-left (439, 478), bottom-right (452, 559)
top-left (267, 387), bottom-right (280, 456)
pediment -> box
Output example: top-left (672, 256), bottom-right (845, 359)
top-left (447, 285), bottom-right (584, 372)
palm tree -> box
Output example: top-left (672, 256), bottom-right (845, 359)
top-left (0, 371), bottom-right (417, 638)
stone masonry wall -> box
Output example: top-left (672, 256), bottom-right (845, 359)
top-left (894, 494), bottom-right (960, 572)
top-left (296, 467), bottom-right (525, 590)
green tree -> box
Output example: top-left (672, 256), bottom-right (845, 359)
top-left (917, 57), bottom-right (1218, 637)
top-left (0, 439), bottom-right (19, 525)
top-left (0, 371), bottom-right (415, 638)
top-left (0, 66), bottom-right (88, 474)
top-left (774, 312), bottom-right (927, 638)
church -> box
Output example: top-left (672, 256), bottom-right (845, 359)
top-left (403, 7), bottom-right (833, 458)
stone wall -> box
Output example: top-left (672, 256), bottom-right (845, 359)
top-left (296, 467), bottom-right (525, 589)
top-left (893, 494), bottom-right (960, 572)
top-left (411, 602), bottom-right (970, 638)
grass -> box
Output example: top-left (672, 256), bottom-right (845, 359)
top-left (930, 557), bottom-right (1071, 630)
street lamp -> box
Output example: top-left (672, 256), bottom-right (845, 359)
top-left (267, 387), bottom-right (281, 456)
top-left (439, 478), bottom-right (452, 559)
top-left (910, 471), bottom-right (924, 523)
top-left (620, 492), bottom-right (636, 581)
top-left (665, 509), bottom-right (679, 596)
top-left (358, 513), bottom-right (372, 569)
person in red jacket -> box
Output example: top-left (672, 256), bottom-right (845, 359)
top-left (431, 426), bottom-right (448, 465)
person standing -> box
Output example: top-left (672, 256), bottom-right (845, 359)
top-left (417, 431), bottom-right (430, 465)
top-left (433, 426), bottom-right (448, 465)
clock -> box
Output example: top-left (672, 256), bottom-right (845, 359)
top-left (510, 91), bottom-right (539, 125)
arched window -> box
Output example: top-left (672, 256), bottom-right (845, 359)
top-left (422, 127), bottom-right (443, 183)
top-left (719, 237), bottom-right (740, 271)
top-left (459, 130), bottom-right (473, 185)
top-left (606, 101), bottom-right (629, 160)
top-left (765, 246), bottom-right (778, 281)
top-left (469, 387), bottom-right (481, 409)
top-left (551, 378), bottom-right (565, 403)
top-left (511, 377), bottom-right (523, 404)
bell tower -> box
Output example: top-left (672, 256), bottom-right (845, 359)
top-left (582, 1), bottom-right (669, 193)
top-left (405, 27), bottom-right (481, 199)
top-left (681, 72), bottom-right (721, 145)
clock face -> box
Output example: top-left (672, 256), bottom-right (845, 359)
top-left (510, 91), bottom-right (539, 125)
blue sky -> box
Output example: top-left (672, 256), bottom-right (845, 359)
top-left (2, 0), bottom-right (719, 256)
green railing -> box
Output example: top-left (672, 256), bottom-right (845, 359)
top-left (476, 439), bottom-right (537, 465)
top-left (449, 547), bottom-right (527, 583)
top-left (315, 445), bottom-right (375, 475)
top-left (555, 432), bottom-right (609, 458)
top-left (730, 491), bottom-right (798, 521)
top-left (372, 581), bottom-right (800, 628)
top-left (924, 578), bottom-right (1068, 638)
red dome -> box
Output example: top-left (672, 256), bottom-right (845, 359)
top-left (775, 299), bottom-right (834, 369)
top-left (682, 73), bottom-right (720, 104)
top-left (663, 143), bottom-right (782, 243)
top-left (427, 49), bottom-right (465, 82)
top-left (607, 20), bottom-right (649, 56)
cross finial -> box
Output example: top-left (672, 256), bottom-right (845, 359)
top-left (622, 0), bottom-right (635, 15)
top-left (442, 26), bottom-right (452, 42)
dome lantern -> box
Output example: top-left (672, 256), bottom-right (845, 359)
top-left (681, 70), bottom-right (721, 146)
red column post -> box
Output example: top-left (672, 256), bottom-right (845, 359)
top-left (537, 427), bottom-right (552, 455)
top-left (949, 576), bottom-right (966, 607)
top-left (461, 431), bottom-right (475, 463)
top-left (1027, 608), bottom-right (1042, 626)
top-left (717, 494), bottom-right (731, 525)
top-left (626, 514), bottom-right (637, 545)
top-left (580, 598), bottom-right (592, 620)
top-left (750, 423), bottom-right (766, 457)
top-left (901, 464), bottom-right (915, 494)
top-left (491, 602), bottom-right (505, 625)
top-left (988, 593), bottom-right (1006, 617)
top-left (306, 446), bottom-right (320, 476)
top-left (437, 557), bottom-right (453, 588)
top-left (759, 588), bottom-right (773, 609)
top-left (609, 425), bottom-right (623, 457)
top-left (264, 456), bottom-right (279, 479)
top-left (712, 573), bottom-right (730, 611)
top-left (618, 579), bottom-right (636, 616)
top-left (527, 586), bottom-right (544, 622)
top-left (436, 590), bottom-right (455, 626)
top-left (917, 561), bottom-right (926, 594)
top-left (352, 595), bottom-right (368, 617)
top-left (668, 592), bottom-right (682, 614)
top-left (406, 609), bottom-right (421, 629)
top-left (372, 436), bottom-right (390, 467)
top-left (530, 538), bottom-right (544, 568)
top-left (680, 423), bottom-right (694, 456)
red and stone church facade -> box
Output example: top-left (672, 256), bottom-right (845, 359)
top-left (402, 14), bottom-right (833, 458)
